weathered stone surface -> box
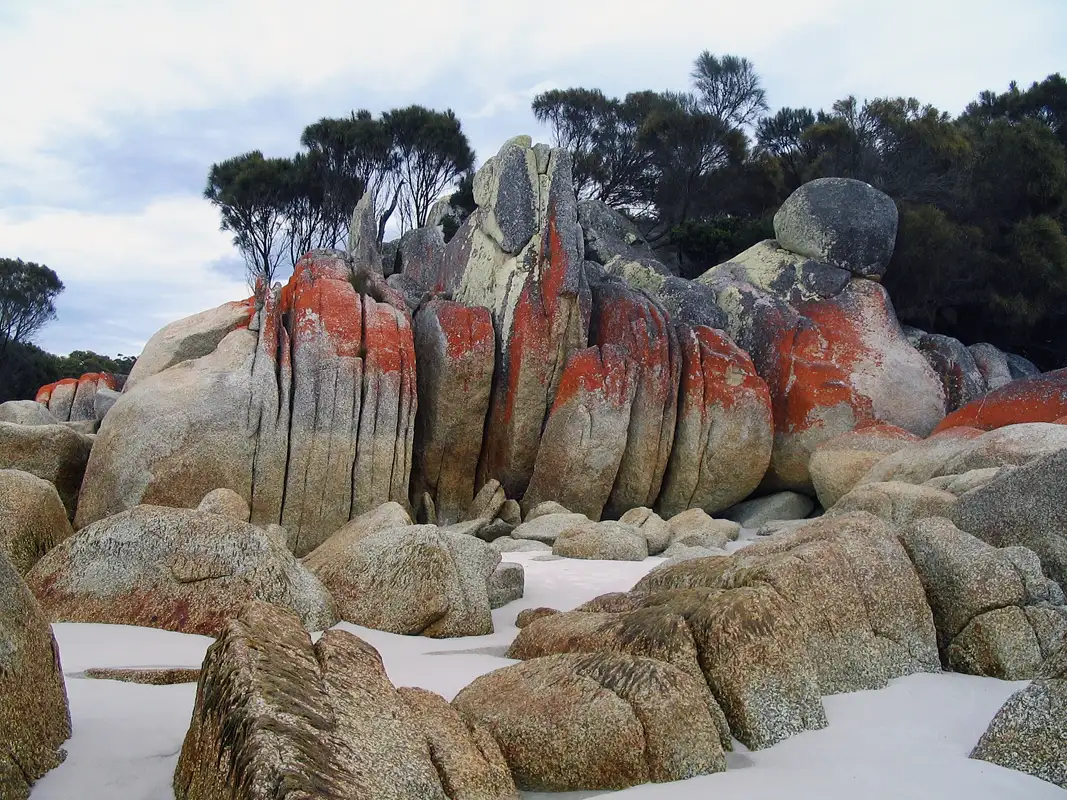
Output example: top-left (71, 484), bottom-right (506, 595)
top-left (196, 487), bottom-right (250, 521)
top-left (953, 448), bottom-right (1067, 589)
top-left (831, 481), bottom-right (957, 525)
top-left (809, 423), bottom-right (921, 509)
top-left (125, 298), bottom-right (254, 391)
top-left (452, 652), bottom-right (727, 791)
top-left (412, 300), bottom-right (495, 524)
top-left (396, 226), bottom-right (447, 291)
top-left (515, 607), bottom-right (558, 628)
top-left (0, 400), bottom-right (57, 426)
top-left (1006, 352), bottom-right (1041, 381)
top-left (93, 386), bottom-right (120, 420)
top-left (724, 491), bottom-right (814, 528)
top-left (77, 325), bottom-right (259, 529)
top-left (305, 524), bottom-right (498, 637)
top-left (588, 278), bottom-right (679, 517)
top-left (0, 469), bottom-right (72, 574)
top-left (0, 422), bottom-right (92, 518)
top-left (67, 372), bottom-right (121, 422)
top-left (175, 601), bottom-right (499, 800)
top-left (970, 642), bottom-right (1067, 789)
top-left (507, 606), bottom-right (707, 687)
top-left (598, 257), bottom-right (728, 330)
top-left (665, 508), bottom-right (740, 550)
top-left (968, 343), bottom-right (1013, 392)
top-left (619, 507), bottom-right (671, 555)
top-left (396, 687), bottom-right (519, 800)
top-left (34, 378), bottom-right (76, 422)
top-left (492, 537), bottom-right (551, 553)
top-left (524, 500), bottom-right (571, 521)
top-left (630, 512), bottom-right (939, 748)
top-left (346, 189), bottom-right (383, 272)
top-left (923, 467), bottom-right (1002, 495)
top-left (452, 139), bottom-right (590, 498)
top-left (78, 252), bottom-right (417, 557)
top-left (656, 325), bottom-right (773, 518)
top-left (523, 346), bottom-right (637, 519)
top-left (857, 423), bottom-right (1067, 487)
top-left (901, 517), bottom-right (1065, 678)
top-left (497, 499), bottom-right (522, 526)
top-left (577, 199), bottom-right (663, 270)
top-left (488, 562), bottom-right (525, 608)
top-left (83, 667), bottom-right (200, 685)
top-left (934, 367), bottom-right (1067, 432)
top-left (915, 333), bottom-right (987, 412)
top-left (552, 521), bottom-right (649, 561)
top-left (26, 505), bottom-right (335, 635)
top-left (773, 177), bottom-right (898, 278)
top-left (0, 550), bottom-right (71, 800)
top-left (464, 479), bottom-right (506, 522)
top-left (700, 242), bottom-right (944, 490)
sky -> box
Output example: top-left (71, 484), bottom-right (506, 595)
top-left (1, 0), bottom-right (1064, 357)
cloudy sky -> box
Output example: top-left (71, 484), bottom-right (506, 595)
top-left (1, 0), bottom-right (1064, 356)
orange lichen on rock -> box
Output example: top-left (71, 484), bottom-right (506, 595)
top-left (656, 325), bottom-right (773, 517)
top-left (933, 368), bottom-right (1067, 433)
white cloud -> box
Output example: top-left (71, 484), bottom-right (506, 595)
top-left (0, 197), bottom-right (248, 354)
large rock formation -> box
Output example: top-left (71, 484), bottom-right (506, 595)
top-left (0, 469), bottom-right (72, 574)
top-left (452, 652), bottom-right (727, 791)
top-left (809, 424), bottom-right (921, 509)
top-left (914, 333), bottom-right (986, 413)
top-left (656, 324), bottom-right (773, 517)
top-left (508, 512), bottom-right (938, 750)
top-left (76, 251), bottom-right (417, 556)
top-left (448, 136), bottom-right (591, 498)
top-left (773, 177), bottom-right (898, 278)
top-left (0, 400), bottom-right (57, 426)
top-left (174, 601), bottom-right (517, 800)
top-left (0, 550), bottom-right (71, 799)
top-left (411, 300), bottom-right (495, 524)
top-left (522, 345), bottom-right (638, 519)
top-left (587, 277), bottom-right (679, 517)
top-left (698, 233), bottom-right (944, 490)
top-left (26, 505), bottom-right (336, 635)
top-left (36, 372), bottom-right (126, 424)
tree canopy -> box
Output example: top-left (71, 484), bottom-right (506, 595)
top-left (206, 106), bottom-right (474, 289)
top-left (533, 62), bottom-right (1067, 369)
top-left (0, 258), bottom-right (64, 358)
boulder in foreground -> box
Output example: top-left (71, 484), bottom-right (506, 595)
top-left (452, 651), bottom-right (727, 792)
top-left (26, 505), bottom-right (336, 635)
top-left (0, 550), bottom-right (71, 800)
top-left (174, 600), bottom-right (517, 800)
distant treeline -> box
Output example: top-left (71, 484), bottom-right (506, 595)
top-left (0, 342), bottom-right (135, 404)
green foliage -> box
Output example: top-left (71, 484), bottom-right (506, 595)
top-left (207, 106), bottom-right (475, 283)
top-left (0, 343), bottom-right (135, 403)
top-left (204, 151), bottom-right (290, 289)
top-left (690, 52), bottom-right (769, 128)
top-left (383, 105), bottom-right (475, 230)
top-left (536, 59), bottom-right (1067, 367)
top-left (0, 257), bottom-right (64, 358)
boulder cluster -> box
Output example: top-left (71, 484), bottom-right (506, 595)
top-left (1, 135), bottom-right (1066, 796)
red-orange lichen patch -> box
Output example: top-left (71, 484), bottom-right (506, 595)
top-left (932, 368), bottom-right (1067, 433)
